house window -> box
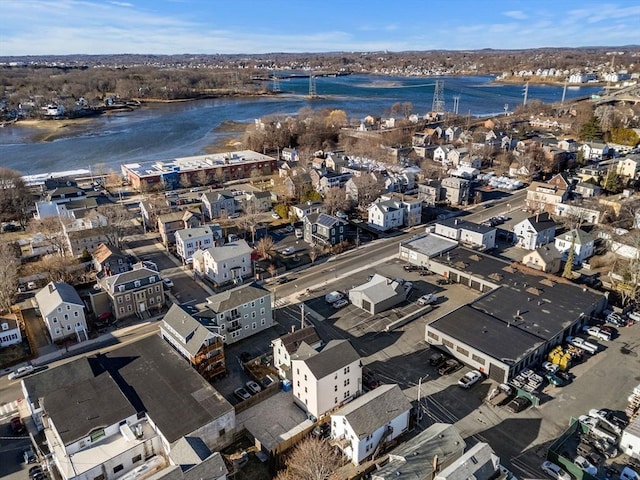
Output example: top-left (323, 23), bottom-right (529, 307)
top-left (155, 285), bottom-right (161, 292)
top-left (335, 397), bottom-right (338, 404)
top-left (64, 314), bottom-right (68, 320)
top-left (57, 307), bottom-right (61, 313)
top-left (252, 322), bottom-right (256, 329)
top-left (66, 305), bottom-right (71, 310)
top-left (127, 305), bottom-right (132, 311)
top-left (251, 311), bottom-right (256, 319)
top-left (118, 285), bottom-right (125, 292)
top-left (113, 465), bottom-right (124, 474)
top-left (74, 311), bottom-right (79, 317)
top-left (119, 307), bottom-right (125, 314)
top-left (53, 317), bottom-right (58, 323)
top-left (344, 390), bottom-right (350, 399)
top-left (134, 281), bottom-right (141, 288)
top-left (149, 297), bottom-right (154, 305)
top-left (132, 454), bottom-right (142, 463)
top-left (261, 318), bottom-right (265, 326)
top-left (148, 287), bottom-right (153, 294)
top-left (344, 378), bottom-right (350, 386)
top-left (260, 298), bottom-right (264, 304)
top-left (344, 366), bottom-right (350, 374)
top-left (472, 354), bottom-right (486, 365)
top-left (334, 385), bottom-right (338, 392)
top-left (125, 294), bottom-right (131, 301)
top-left (251, 301), bottom-right (255, 307)
top-left (304, 374), bottom-right (307, 381)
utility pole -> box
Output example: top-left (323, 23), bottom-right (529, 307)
top-left (561, 79), bottom-right (567, 104)
top-left (453, 95), bottom-right (460, 115)
top-left (300, 303), bottom-right (305, 329)
top-left (522, 82), bottom-right (529, 107)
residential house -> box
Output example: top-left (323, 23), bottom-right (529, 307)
top-left (555, 228), bottom-right (595, 265)
top-left (513, 212), bottom-right (557, 250)
top-left (0, 313), bottom-right (22, 348)
top-left (617, 155), bottom-right (640, 179)
top-left (97, 263), bottom-right (165, 321)
top-left (325, 153), bottom-right (348, 172)
top-left (434, 442), bottom-right (505, 480)
top-left (18, 233), bottom-right (61, 258)
top-left (349, 274), bottom-right (408, 315)
top-left (554, 202), bottom-right (602, 225)
top-left (291, 339), bottom-right (361, 420)
top-left (35, 282), bottom-right (87, 343)
top-left (522, 245), bottom-right (562, 274)
top-left (367, 194), bottom-right (421, 231)
top-left (21, 335), bottom-right (235, 480)
top-left (64, 224), bottom-right (111, 258)
top-left (345, 173), bottom-right (384, 204)
top-left (433, 145), bottom-right (453, 165)
top-left (444, 126), bottom-right (461, 143)
top-left (278, 161), bottom-right (296, 178)
top-left (371, 423), bottom-right (466, 480)
top-left (192, 240), bottom-right (253, 288)
top-left (92, 243), bottom-right (131, 277)
top-left (330, 384), bottom-right (411, 465)
top-left (175, 226), bottom-right (216, 262)
top-left (384, 172), bottom-right (417, 193)
top-left (434, 218), bottom-right (496, 250)
top-left (281, 147), bottom-right (299, 162)
top-left (160, 304), bottom-right (225, 381)
top-left (303, 213), bottom-right (348, 246)
top-left (508, 161), bottom-right (535, 179)
top-left (272, 326), bottom-right (322, 380)
top-left (417, 180), bottom-right (443, 206)
top-left (200, 190), bottom-right (237, 220)
top-left (200, 283), bottom-right (273, 344)
top-left (441, 177), bottom-right (470, 206)
top-left (283, 172), bottom-right (312, 199)
top-left (341, 165), bottom-right (372, 178)
top-left (139, 199), bottom-right (170, 231)
top-left (290, 201), bottom-right (325, 220)
top-left (316, 171), bottom-right (352, 193)
top-left (367, 199), bottom-right (403, 232)
top-left (447, 148), bottom-right (468, 167)
top-left (580, 142), bottom-right (610, 160)
top-left (575, 181), bottom-right (602, 198)
top-left (558, 139), bottom-right (579, 152)
top-left (158, 210), bottom-right (201, 246)
top-left (577, 165), bottom-right (606, 183)
top-left (525, 181), bottom-right (569, 213)
top-left (243, 190), bottom-right (272, 213)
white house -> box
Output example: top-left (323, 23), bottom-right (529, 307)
top-left (554, 228), bottom-right (595, 264)
top-left (513, 212), bottom-right (557, 250)
top-left (272, 326), bottom-right (322, 380)
top-left (290, 201), bottom-right (325, 220)
top-left (192, 239), bottom-right (253, 287)
top-left (580, 142), bottom-right (610, 160)
top-left (378, 193), bottom-right (422, 228)
top-left (434, 218), bottom-right (496, 250)
top-left (175, 226), bottom-right (217, 262)
top-left (291, 339), bottom-right (361, 420)
top-left (367, 200), bottom-right (403, 231)
top-left (433, 146), bottom-right (453, 165)
top-left (35, 282), bottom-right (88, 343)
top-left (617, 156), bottom-right (640, 178)
top-left (330, 384), bottom-right (411, 465)
top-left (0, 313), bottom-right (22, 348)
top-left (434, 442), bottom-right (504, 480)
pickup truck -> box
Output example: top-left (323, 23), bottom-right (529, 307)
top-left (458, 370), bottom-right (483, 389)
top-left (486, 383), bottom-right (515, 406)
top-left (567, 336), bottom-right (598, 355)
top-left (438, 359), bottom-right (462, 376)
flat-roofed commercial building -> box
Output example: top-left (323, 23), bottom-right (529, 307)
top-left (121, 150), bottom-right (277, 191)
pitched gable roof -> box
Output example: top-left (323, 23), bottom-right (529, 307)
top-left (526, 212), bottom-right (556, 232)
top-left (35, 282), bottom-right (83, 317)
top-left (162, 304), bottom-right (215, 357)
top-left (334, 384), bottom-right (410, 439)
top-left (92, 243), bottom-right (126, 264)
top-left (277, 326), bottom-right (321, 355)
top-left (296, 340), bottom-right (360, 380)
top-left (205, 283), bottom-right (269, 312)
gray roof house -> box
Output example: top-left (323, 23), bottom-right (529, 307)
top-left (35, 282), bottom-right (88, 343)
top-left (349, 274), bottom-right (408, 315)
top-left (372, 423), bottom-right (466, 480)
top-left (161, 304), bottom-right (226, 380)
top-left (330, 384), bottom-right (411, 465)
top-left (21, 335), bottom-right (235, 480)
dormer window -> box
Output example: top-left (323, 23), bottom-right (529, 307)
top-left (148, 276), bottom-right (156, 283)
top-left (134, 280), bottom-right (141, 288)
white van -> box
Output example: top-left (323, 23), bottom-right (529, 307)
top-left (620, 467), bottom-right (639, 480)
top-left (325, 291), bottom-right (343, 304)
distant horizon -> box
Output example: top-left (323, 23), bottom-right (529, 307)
top-left (2, 0), bottom-right (640, 56)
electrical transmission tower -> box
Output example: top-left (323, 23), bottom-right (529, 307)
top-left (452, 95), bottom-right (460, 115)
top-left (522, 83), bottom-right (529, 106)
top-left (308, 75), bottom-right (317, 98)
top-left (432, 80), bottom-right (445, 113)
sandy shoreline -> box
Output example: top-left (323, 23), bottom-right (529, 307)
top-left (12, 118), bottom-right (95, 142)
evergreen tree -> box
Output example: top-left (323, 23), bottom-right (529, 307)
top-left (579, 115), bottom-right (603, 142)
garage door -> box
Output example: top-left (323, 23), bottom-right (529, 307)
top-left (488, 363), bottom-right (507, 382)
top-left (459, 276), bottom-right (470, 286)
top-left (470, 279), bottom-right (481, 291)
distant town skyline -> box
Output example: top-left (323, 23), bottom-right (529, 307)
top-left (2, 0), bottom-right (640, 56)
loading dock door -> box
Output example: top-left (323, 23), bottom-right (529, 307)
top-left (470, 279), bottom-right (481, 291)
top-left (488, 363), bottom-right (507, 383)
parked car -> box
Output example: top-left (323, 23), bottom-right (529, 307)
top-left (417, 293), bottom-right (438, 306)
top-left (542, 361), bottom-right (559, 374)
top-left (228, 212), bottom-right (240, 219)
top-left (403, 264), bottom-right (419, 271)
top-left (29, 466), bottom-right (44, 479)
top-left (457, 370), bottom-right (483, 389)
top-left (332, 298), bottom-right (349, 309)
top-left (429, 351), bottom-right (446, 367)
top-left (246, 380), bottom-right (262, 395)
top-left (335, 211), bottom-right (348, 219)
top-left (10, 416), bottom-right (25, 434)
top-left (311, 422), bottom-right (331, 438)
top-left (325, 291), bottom-right (344, 304)
top-left (620, 466), bottom-right (640, 480)
top-left (8, 365), bottom-right (34, 380)
top-left (606, 312), bottom-right (625, 326)
top-left (628, 311), bottom-right (640, 323)
top-left (567, 336), bottom-right (598, 355)
top-left (162, 278), bottom-right (174, 288)
top-left (506, 396), bottom-right (532, 414)
top-left (541, 461), bottom-right (571, 480)
top-left (271, 212), bottom-right (280, 219)
top-left (22, 446), bottom-right (37, 464)
top-left (437, 278), bottom-right (452, 285)
top-left (276, 276), bottom-right (291, 285)
top-left (281, 247), bottom-right (296, 255)
top-left (438, 359), bottom-right (462, 376)
top-left (363, 371), bottom-right (380, 390)
top-left (574, 455), bottom-right (597, 475)
top-left (234, 387), bottom-right (251, 401)
top-left (583, 325), bottom-right (611, 341)
top-left (545, 372), bottom-right (566, 387)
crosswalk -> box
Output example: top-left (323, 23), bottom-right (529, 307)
top-left (0, 399), bottom-right (21, 417)
top-left (274, 298), bottom-right (290, 308)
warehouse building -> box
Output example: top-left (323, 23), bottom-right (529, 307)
top-left (424, 246), bottom-right (607, 383)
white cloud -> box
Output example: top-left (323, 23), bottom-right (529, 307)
top-left (503, 10), bottom-right (527, 20)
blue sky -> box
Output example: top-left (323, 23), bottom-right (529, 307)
top-left (2, 0), bottom-right (640, 56)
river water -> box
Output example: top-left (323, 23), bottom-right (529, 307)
top-left (0, 74), bottom-right (601, 176)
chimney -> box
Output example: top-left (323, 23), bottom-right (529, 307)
top-left (536, 213), bottom-right (539, 223)
top-left (433, 455), bottom-right (439, 472)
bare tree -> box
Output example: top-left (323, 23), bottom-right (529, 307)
top-left (196, 169), bottom-right (213, 187)
top-left (278, 437), bottom-right (341, 480)
top-left (267, 263), bottom-right (277, 278)
top-left (0, 243), bottom-right (19, 312)
top-left (255, 236), bottom-right (276, 260)
top-left (96, 204), bottom-right (134, 248)
top-left (0, 168), bottom-right (34, 228)
top-left (323, 187), bottom-right (347, 215)
top-left (309, 247), bottom-right (319, 264)
top-left (29, 216), bottom-right (67, 256)
top-left (352, 173), bottom-right (384, 209)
